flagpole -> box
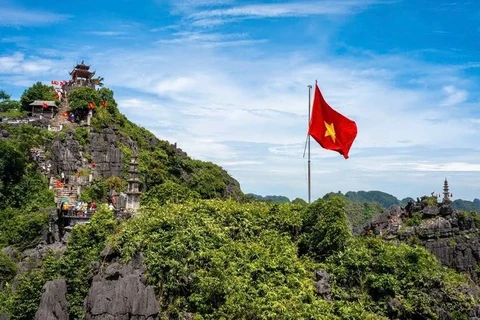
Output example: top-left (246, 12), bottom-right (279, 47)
top-left (307, 84), bottom-right (312, 204)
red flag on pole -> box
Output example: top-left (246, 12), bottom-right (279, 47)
top-left (308, 83), bottom-right (357, 159)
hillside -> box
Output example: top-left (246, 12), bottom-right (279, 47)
top-left (2, 79), bottom-right (480, 319)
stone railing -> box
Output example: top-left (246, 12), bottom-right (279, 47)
top-left (3, 116), bottom-right (43, 125)
top-left (48, 124), bottom-right (63, 132)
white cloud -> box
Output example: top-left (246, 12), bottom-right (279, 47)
top-left (90, 31), bottom-right (127, 37)
top-left (440, 85), bottom-right (468, 106)
top-left (1, 1), bottom-right (480, 201)
top-left (0, 4), bottom-right (69, 26)
top-left (0, 52), bottom-right (55, 75)
top-left (189, 1), bottom-right (378, 19)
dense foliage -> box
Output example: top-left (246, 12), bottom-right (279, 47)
top-left (246, 194), bottom-right (291, 203)
top-left (0, 207), bottom-right (115, 319)
top-left (0, 138), bottom-right (54, 250)
top-left (344, 190), bottom-right (400, 208)
top-left (0, 90), bottom-right (21, 113)
top-left (322, 237), bottom-right (475, 319)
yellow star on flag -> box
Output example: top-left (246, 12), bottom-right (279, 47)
top-left (324, 121), bottom-right (336, 143)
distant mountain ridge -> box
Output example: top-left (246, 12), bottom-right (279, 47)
top-left (246, 193), bottom-right (290, 203)
top-left (343, 190), bottom-right (480, 213)
top-left (250, 191), bottom-right (480, 212)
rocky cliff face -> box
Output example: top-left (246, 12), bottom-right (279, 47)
top-left (34, 279), bottom-right (69, 320)
top-left (366, 203), bottom-right (480, 281)
top-left (50, 126), bottom-right (136, 178)
top-left (84, 248), bottom-right (159, 320)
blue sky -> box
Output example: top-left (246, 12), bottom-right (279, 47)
top-left (1, 0), bottom-right (480, 201)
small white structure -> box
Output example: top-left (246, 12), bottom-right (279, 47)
top-left (126, 156), bottom-right (141, 213)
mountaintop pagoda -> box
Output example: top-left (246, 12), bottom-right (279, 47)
top-left (443, 178), bottom-right (452, 203)
top-left (68, 60), bottom-right (96, 88)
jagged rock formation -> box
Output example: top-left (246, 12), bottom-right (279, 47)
top-left (365, 203), bottom-right (480, 281)
top-left (84, 251), bottom-right (159, 320)
top-left (3, 242), bottom-right (65, 279)
top-left (51, 131), bottom-right (83, 175)
top-left (51, 127), bottom-right (135, 178)
top-left (34, 279), bottom-right (69, 320)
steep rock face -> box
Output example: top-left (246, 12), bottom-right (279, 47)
top-left (50, 126), bottom-right (136, 178)
top-left (4, 242), bottom-right (65, 285)
top-left (367, 205), bottom-right (480, 281)
top-left (84, 253), bottom-right (159, 320)
top-left (34, 279), bottom-right (69, 320)
top-left (51, 131), bottom-right (83, 176)
top-left (86, 127), bottom-right (128, 178)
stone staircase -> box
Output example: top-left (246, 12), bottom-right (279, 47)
top-left (50, 97), bottom-right (73, 128)
top-left (30, 147), bottom-right (46, 162)
top-left (54, 182), bottom-right (78, 205)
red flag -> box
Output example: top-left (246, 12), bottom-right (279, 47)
top-left (42, 102), bottom-right (48, 109)
top-left (308, 83), bottom-right (357, 159)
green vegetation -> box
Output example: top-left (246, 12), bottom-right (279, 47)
top-left (73, 127), bottom-right (90, 148)
top-left (344, 190), bottom-right (400, 208)
top-left (0, 207), bottom-right (115, 320)
top-left (453, 199), bottom-right (480, 213)
top-left (246, 194), bottom-right (291, 203)
top-left (404, 212), bottom-right (423, 227)
top-left (322, 237), bottom-right (475, 319)
top-left (68, 87), bottom-right (100, 111)
top-left (0, 138), bottom-right (54, 250)
top-left (0, 90), bottom-right (21, 113)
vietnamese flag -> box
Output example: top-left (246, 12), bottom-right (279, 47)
top-left (308, 83), bottom-right (357, 159)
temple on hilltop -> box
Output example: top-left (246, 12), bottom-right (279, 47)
top-left (443, 178), bottom-right (452, 203)
top-left (67, 60), bottom-right (96, 89)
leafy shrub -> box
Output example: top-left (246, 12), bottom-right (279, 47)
top-left (322, 237), bottom-right (475, 319)
top-left (0, 252), bottom-right (17, 287)
top-left (68, 87), bottom-right (100, 111)
top-left (74, 127), bottom-right (90, 148)
top-left (405, 212), bottom-right (422, 227)
top-left (113, 200), bottom-right (333, 319)
top-left (142, 179), bottom-right (200, 205)
top-left (299, 196), bottom-right (351, 260)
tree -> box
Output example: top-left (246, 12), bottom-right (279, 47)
top-left (68, 87), bottom-right (100, 112)
top-left (0, 90), bottom-right (21, 112)
top-left (0, 90), bottom-right (11, 100)
top-left (291, 197), bottom-right (307, 206)
top-left (299, 195), bottom-right (351, 259)
top-left (19, 82), bottom-right (56, 111)
top-left (0, 140), bottom-right (26, 188)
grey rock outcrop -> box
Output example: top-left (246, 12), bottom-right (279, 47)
top-left (312, 269), bottom-right (331, 300)
top-left (84, 253), bottom-right (159, 320)
top-left (50, 127), bottom-right (136, 178)
top-left (422, 205), bottom-right (440, 217)
top-left (366, 203), bottom-right (480, 282)
top-left (51, 131), bottom-right (83, 175)
top-left (34, 279), bottom-right (68, 320)
top-left (86, 127), bottom-right (127, 178)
